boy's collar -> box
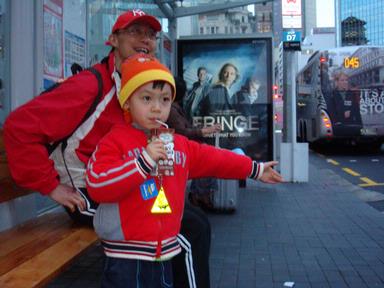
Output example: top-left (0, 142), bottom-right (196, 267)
top-left (132, 122), bottom-right (151, 136)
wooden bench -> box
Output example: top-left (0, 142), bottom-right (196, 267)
top-left (0, 129), bottom-right (98, 288)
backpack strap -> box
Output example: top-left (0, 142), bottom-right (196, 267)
top-left (59, 66), bottom-right (104, 190)
top-left (61, 67), bottom-right (103, 150)
top-left (47, 67), bottom-right (103, 154)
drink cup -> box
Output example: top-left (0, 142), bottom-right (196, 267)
top-left (150, 127), bottom-right (175, 176)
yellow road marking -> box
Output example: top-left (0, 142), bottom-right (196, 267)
top-left (359, 177), bottom-right (384, 187)
top-left (327, 159), bottom-right (339, 165)
top-left (342, 167), bottom-right (360, 177)
top-left (324, 158), bottom-right (384, 187)
top-left (359, 183), bottom-right (384, 187)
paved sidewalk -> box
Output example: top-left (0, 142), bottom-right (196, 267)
top-left (48, 163), bottom-right (384, 288)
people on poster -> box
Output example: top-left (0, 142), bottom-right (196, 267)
top-left (184, 66), bottom-right (211, 119)
top-left (224, 76), bottom-right (268, 160)
top-left (328, 70), bottom-right (362, 135)
top-left (232, 76), bottom-right (262, 105)
top-left (195, 62), bottom-right (240, 116)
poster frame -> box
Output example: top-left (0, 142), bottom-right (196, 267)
top-left (176, 36), bottom-right (274, 161)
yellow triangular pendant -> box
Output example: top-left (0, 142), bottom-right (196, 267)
top-left (151, 187), bottom-right (172, 214)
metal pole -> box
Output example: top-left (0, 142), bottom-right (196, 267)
top-left (282, 51), bottom-right (289, 143)
top-left (168, 17), bottom-right (177, 74)
top-left (291, 51), bottom-right (298, 145)
top-left (290, 51), bottom-right (298, 180)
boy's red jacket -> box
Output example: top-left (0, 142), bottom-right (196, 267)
top-left (86, 124), bottom-right (263, 261)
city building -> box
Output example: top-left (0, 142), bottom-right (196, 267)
top-left (253, 1), bottom-right (273, 34)
top-left (302, 0), bottom-right (317, 39)
top-left (198, 6), bottom-right (254, 35)
top-left (340, 16), bottom-right (368, 46)
top-left (178, 2), bottom-right (273, 37)
top-left (336, 0), bottom-right (384, 46)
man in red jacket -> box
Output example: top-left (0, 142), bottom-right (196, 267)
top-left (3, 9), bottom-right (211, 288)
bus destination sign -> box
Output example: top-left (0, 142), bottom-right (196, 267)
top-left (283, 31), bottom-right (301, 51)
top-left (344, 57), bottom-right (360, 69)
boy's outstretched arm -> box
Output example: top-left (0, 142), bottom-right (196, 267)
top-left (259, 161), bottom-right (283, 184)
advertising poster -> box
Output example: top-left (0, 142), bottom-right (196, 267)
top-left (43, 0), bottom-right (63, 79)
top-left (178, 38), bottom-right (272, 161)
top-left (320, 46), bottom-right (384, 136)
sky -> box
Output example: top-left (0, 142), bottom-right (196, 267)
top-left (316, 0), bottom-right (335, 27)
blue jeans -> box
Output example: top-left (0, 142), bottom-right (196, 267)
top-left (101, 257), bottom-right (173, 288)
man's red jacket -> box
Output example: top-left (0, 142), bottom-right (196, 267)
top-left (3, 54), bottom-right (125, 194)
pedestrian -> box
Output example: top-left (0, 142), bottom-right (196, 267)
top-left (85, 53), bottom-right (283, 288)
top-left (3, 9), bottom-right (212, 287)
top-left (232, 76), bottom-right (262, 105)
top-left (168, 77), bottom-right (221, 140)
top-left (167, 76), bottom-right (220, 287)
top-left (168, 77), bottom-right (220, 211)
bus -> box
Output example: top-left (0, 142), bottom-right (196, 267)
top-left (296, 46), bottom-right (384, 148)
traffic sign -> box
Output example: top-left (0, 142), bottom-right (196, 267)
top-left (283, 31), bottom-right (301, 51)
top-left (283, 31), bottom-right (301, 42)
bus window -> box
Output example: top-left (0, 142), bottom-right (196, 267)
top-left (303, 68), bottom-right (312, 84)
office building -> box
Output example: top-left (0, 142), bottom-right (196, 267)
top-left (336, 0), bottom-right (384, 46)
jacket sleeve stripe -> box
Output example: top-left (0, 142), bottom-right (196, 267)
top-left (88, 158), bottom-right (137, 179)
top-left (86, 167), bottom-right (139, 188)
top-left (136, 150), bottom-right (156, 175)
top-left (249, 161), bottom-right (264, 180)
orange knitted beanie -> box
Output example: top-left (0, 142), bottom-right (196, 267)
top-left (119, 54), bottom-right (176, 108)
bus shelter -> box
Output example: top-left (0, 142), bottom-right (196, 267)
top-left (0, 0), bottom-right (274, 230)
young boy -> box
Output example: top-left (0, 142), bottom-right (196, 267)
top-left (86, 53), bottom-right (283, 288)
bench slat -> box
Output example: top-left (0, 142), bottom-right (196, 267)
top-left (0, 226), bottom-right (98, 288)
top-left (0, 213), bottom-right (75, 275)
top-left (0, 130), bottom-right (99, 287)
top-left (0, 213), bottom-right (70, 257)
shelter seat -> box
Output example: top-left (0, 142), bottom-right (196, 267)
top-left (0, 129), bottom-right (98, 287)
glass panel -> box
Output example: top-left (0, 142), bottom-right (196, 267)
top-left (177, 2), bottom-right (273, 37)
top-left (174, 0), bottom-right (253, 8)
top-left (0, 0), bottom-right (9, 126)
top-left (87, 0), bottom-right (166, 66)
